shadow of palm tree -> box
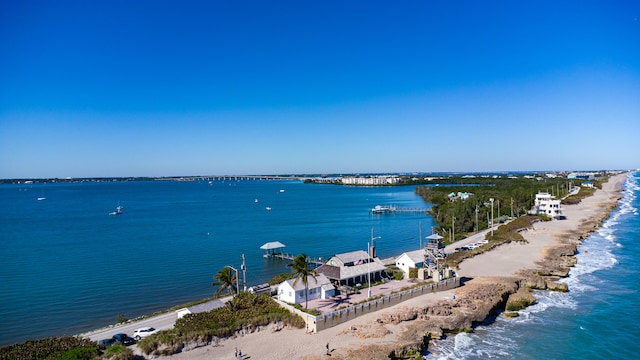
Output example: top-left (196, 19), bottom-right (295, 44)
top-left (317, 296), bottom-right (352, 309)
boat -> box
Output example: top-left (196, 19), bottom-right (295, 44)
top-left (37, 197), bottom-right (46, 201)
top-left (371, 205), bottom-right (396, 214)
top-left (279, 189), bottom-right (285, 193)
top-left (254, 198), bottom-right (259, 203)
top-left (265, 206), bottom-right (272, 211)
top-left (109, 205), bottom-right (124, 216)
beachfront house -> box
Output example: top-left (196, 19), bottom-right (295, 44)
top-left (533, 192), bottom-right (563, 218)
top-left (316, 250), bottom-right (387, 287)
top-left (395, 249), bottom-right (425, 278)
top-left (277, 274), bottom-right (335, 305)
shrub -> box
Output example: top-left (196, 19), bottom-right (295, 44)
top-left (0, 336), bottom-right (97, 360)
top-left (140, 292), bottom-right (304, 355)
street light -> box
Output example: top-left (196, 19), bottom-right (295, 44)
top-left (227, 265), bottom-right (240, 295)
top-left (489, 198), bottom-right (494, 238)
top-left (368, 228), bottom-right (381, 299)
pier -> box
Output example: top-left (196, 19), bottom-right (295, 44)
top-left (260, 241), bottom-right (324, 267)
top-left (369, 205), bottom-right (429, 215)
top-left (263, 252), bottom-right (325, 266)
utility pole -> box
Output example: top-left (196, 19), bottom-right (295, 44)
top-left (510, 198), bottom-right (514, 218)
top-left (490, 198), bottom-right (494, 238)
top-left (475, 204), bottom-right (479, 233)
top-left (452, 216), bottom-right (455, 243)
top-left (241, 254), bottom-right (247, 291)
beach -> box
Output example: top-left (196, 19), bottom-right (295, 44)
top-left (159, 173), bottom-right (627, 360)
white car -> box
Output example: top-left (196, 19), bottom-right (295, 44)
top-left (132, 326), bottom-right (159, 340)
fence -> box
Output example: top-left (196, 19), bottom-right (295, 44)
top-left (276, 277), bottom-right (460, 333)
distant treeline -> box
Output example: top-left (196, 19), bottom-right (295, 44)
top-left (415, 175), bottom-right (601, 243)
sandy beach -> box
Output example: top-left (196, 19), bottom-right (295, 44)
top-left (160, 173), bottom-right (627, 360)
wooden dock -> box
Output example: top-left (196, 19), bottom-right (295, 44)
top-left (264, 252), bottom-right (324, 266)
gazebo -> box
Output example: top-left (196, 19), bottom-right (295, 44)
top-left (260, 241), bottom-right (286, 258)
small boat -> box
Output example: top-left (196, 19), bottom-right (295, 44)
top-left (254, 198), bottom-right (259, 203)
top-left (279, 189), bottom-right (285, 193)
top-left (109, 205), bottom-right (124, 216)
top-left (371, 205), bottom-right (396, 214)
top-left (265, 206), bottom-right (272, 211)
top-left (37, 197), bottom-right (46, 201)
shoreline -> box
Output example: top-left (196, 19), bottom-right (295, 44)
top-left (156, 173), bottom-right (628, 359)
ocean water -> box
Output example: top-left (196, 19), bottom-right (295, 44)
top-left (0, 179), bottom-right (433, 346)
top-left (425, 171), bottom-right (640, 359)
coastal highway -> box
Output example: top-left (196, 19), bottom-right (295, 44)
top-left (83, 311), bottom-right (177, 342)
top-left (82, 298), bottom-right (230, 342)
top-left (444, 227), bottom-right (496, 254)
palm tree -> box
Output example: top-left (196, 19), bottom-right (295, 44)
top-left (212, 266), bottom-right (237, 296)
top-left (288, 254), bottom-right (317, 309)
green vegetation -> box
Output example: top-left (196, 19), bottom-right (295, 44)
top-left (505, 298), bottom-right (536, 312)
top-left (137, 292), bottom-right (304, 356)
top-left (267, 272), bottom-right (293, 285)
top-left (414, 175), bottom-right (580, 244)
top-left (0, 336), bottom-right (101, 360)
top-left (212, 266), bottom-right (238, 296)
top-left (114, 313), bottom-right (128, 324)
top-left (287, 254), bottom-right (318, 309)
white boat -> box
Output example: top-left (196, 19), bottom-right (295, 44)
top-left (279, 189), bottom-right (285, 193)
top-left (254, 198), bottom-right (259, 203)
top-left (265, 206), bottom-right (272, 211)
top-left (37, 197), bottom-right (46, 201)
top-left (371, 205), bottom-right (396, 214)
top-left (109, 205), bottom-right (124, 216)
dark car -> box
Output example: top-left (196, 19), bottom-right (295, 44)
top-left (97, 338), bottom-right (115, 349)
top-left (112, 333), bottom-right (136, 346)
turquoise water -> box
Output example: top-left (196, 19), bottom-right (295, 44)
top-left (425, 172), bottom-right (640, 359)
top-left (0, 179), bottom-right (433, 346)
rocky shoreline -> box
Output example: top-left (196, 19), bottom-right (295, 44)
top-left (164, 174), bottom-right (626, 360)
top-left (318, 175), bottom-right (625, 360)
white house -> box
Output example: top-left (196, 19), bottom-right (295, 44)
top-left (277, 274), bottom-right (335, 305)
top-left (395, 249), bottom-right (425, 277)
top-left (534, 192), bottom-right (563, 218)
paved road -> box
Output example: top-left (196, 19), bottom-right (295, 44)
top-left (444, 227), bottom-right (496, 254)
top-left (82, 298), bottom-right (230, 342)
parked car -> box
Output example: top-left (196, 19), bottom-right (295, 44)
top-left (132, 326), bottom-right (159, 340)
top-left (97, 337), bottom-right (115, 349)
top-left (112, 333), bottom-right (136, 346)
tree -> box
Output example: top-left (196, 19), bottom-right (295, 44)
top-left (288, 254), bottom-right (317, 309)
top-left (212, 266), bottom-right (237, 296)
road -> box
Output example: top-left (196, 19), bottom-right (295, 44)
top-left (82, 298), bottom-right (230, 342)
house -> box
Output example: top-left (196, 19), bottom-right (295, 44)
top-left (395, 249), bottom-right (425, 278)
top-left (316, 250), bottom-right (387, 287)
top-left (533, 192), bottom-right (563, 218)
top-left (277, 274), bottom-right (335, 305)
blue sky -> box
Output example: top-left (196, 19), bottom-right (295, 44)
top-left (1, 1), bottom-right (639, 178)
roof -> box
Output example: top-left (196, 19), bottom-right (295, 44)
top-left (327, 250), bottom-right (369, 266)
top-left (187, 299), bottom-right (225, 314)
top-left (316, 264), bottom-right (340, 279)
top-left (397, 249), bottom-right (425, 265)
top-left (260, 241), bottom-right (286, 250)
top-left (283, 274), bottom-right (333, 291)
